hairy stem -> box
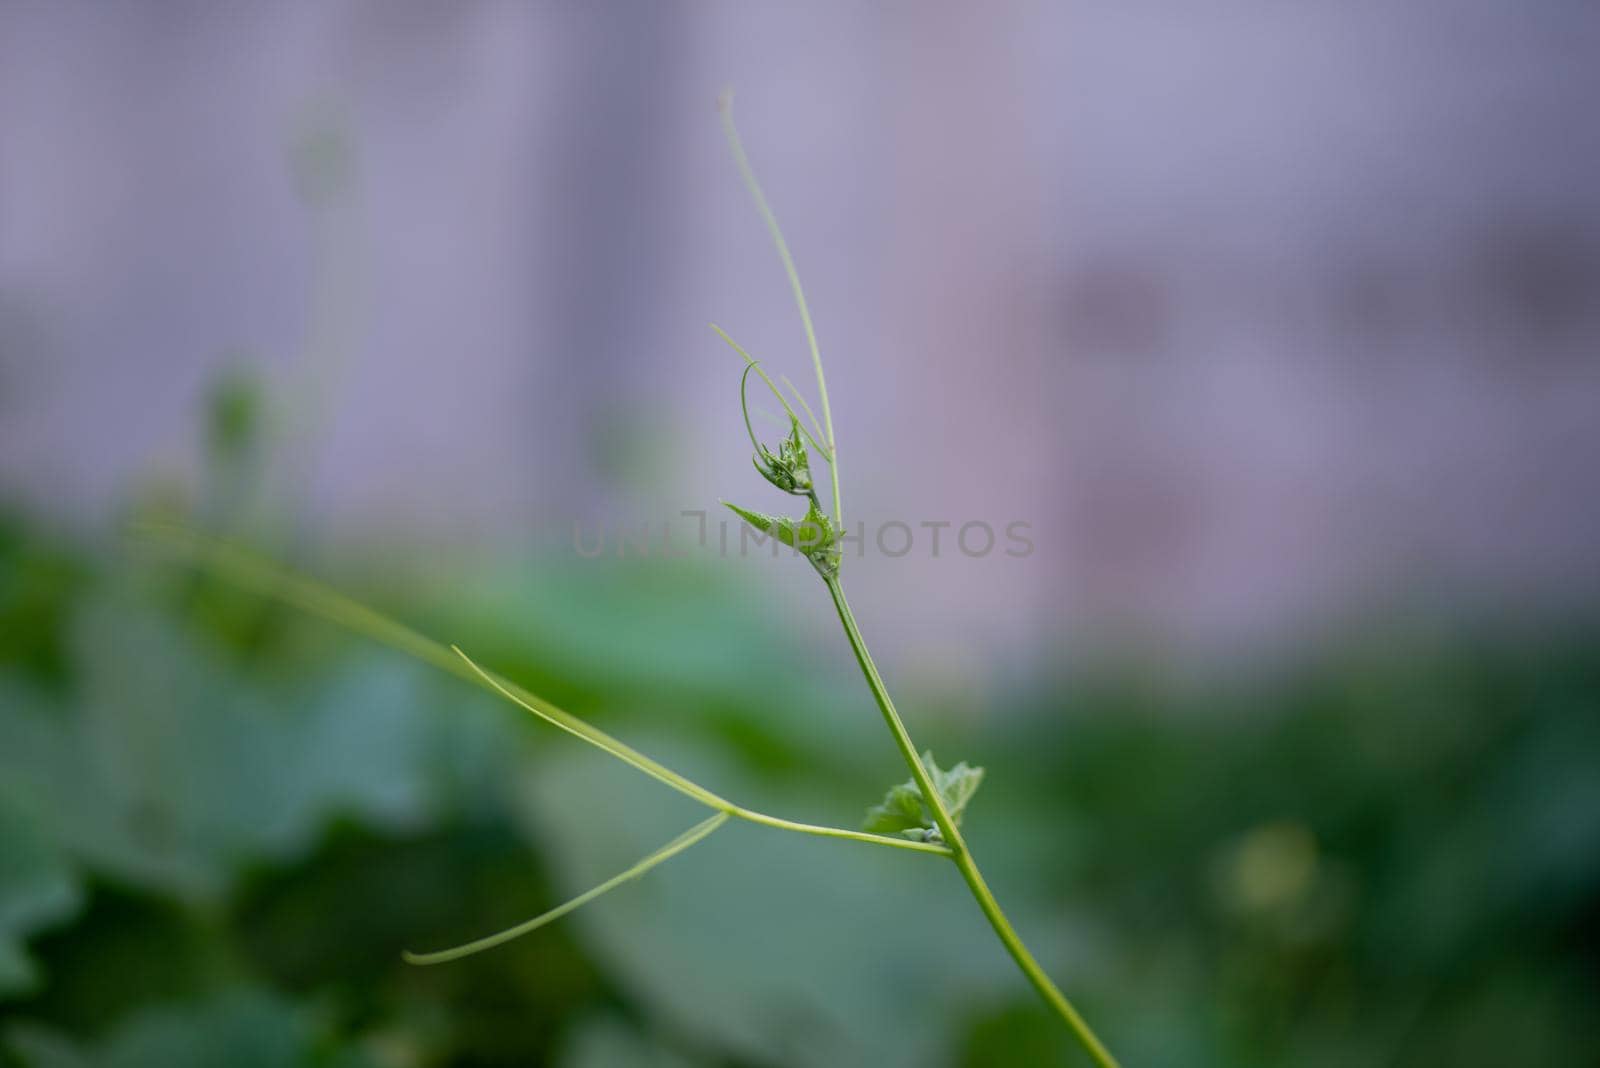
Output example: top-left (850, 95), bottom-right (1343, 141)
top-left (824, 576), bottom-right (1121, 1068)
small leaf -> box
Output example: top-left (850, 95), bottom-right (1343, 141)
top-left (722, 500), bottom-right (838, 575)
top-left (778, 418), bottom-right (809, 476)
top-left (795, 498), bottom-right (836, 553)
top-left (862, 781), bottom-right (925, 837)
top-left (723, 502), bottom-right (796, 547)
top-left (925, 751), bottom-right (986, 826)
top-left (752, 415), bottom-right (813, 496)
top-left (861, 752), bottom-right (985, 842)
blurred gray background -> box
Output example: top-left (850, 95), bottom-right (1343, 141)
top-left (3, 0), bottom-right (1598, 662)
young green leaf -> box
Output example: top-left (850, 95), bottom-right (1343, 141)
top-left (862, 780), bottom-right (932, 840)
top-left (861, 752), bottom-right (986, 843)
top-left (927, 753), bottom-right (986, 825)
top-left (750, 412), bottom-right (813, 496)
top-left (722, 499), bottom-right (839, 576)
top-left (722, 502), bottom-right (790, 544)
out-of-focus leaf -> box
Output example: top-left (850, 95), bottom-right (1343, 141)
top-left (516, 738), bottom-right (1027, 1068)
top-left (6, 988), bottom-right (375, 1068)
top-left (0, 589), bottom-right (518, 904)
top-left (438, 559), bottom-right (887, 784)
top-left (0, 517), bottom-right (88, 686)
top-left (0, 791), bottom-right (81, 996)
top-left (558, 1013), bottom-right (697, 1068)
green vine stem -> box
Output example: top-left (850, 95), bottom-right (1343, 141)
top-left (826, 577), bottom-right (1120, 1068)
top-left (130, 92), bottom-right (1123, 1067)
top-left (720, 90), bottom-right (1120, 1066)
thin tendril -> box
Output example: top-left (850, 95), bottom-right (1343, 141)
top-left (130, 525), bottom-right (949, 858)
top-left (403, 812), bottom-right (730, 965)
top-left (739, 363), bottom-right (768, 457)
top-left (719, 91), bottom-right (842, 532)
top-left (713, 324), bottom-right (831, 460)
top-left (780, 373), bottom-right (828, 448)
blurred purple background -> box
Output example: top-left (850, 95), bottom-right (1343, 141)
top-left (3, 1), bottom-right (1598, 662)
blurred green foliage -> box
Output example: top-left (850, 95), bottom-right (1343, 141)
top-left (0, 505), bottom-right (1596, 1066)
